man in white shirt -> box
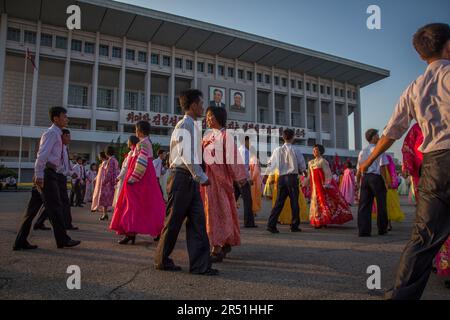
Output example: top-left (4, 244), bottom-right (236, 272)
top-left (70, 157), bottom-right (84, 207)
top-left (358, 23), bottom-right (450, 300)
top-left (266, 129), bottom-right (307, 233)
top-left (153, 149), bottom-right (167, 196)
top-left (356, 129), bottom-right (390, 237)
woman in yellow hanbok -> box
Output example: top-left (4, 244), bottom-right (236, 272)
top-left (264, 170), bottom-right (309, 224)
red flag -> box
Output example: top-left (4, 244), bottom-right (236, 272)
top-left (26, 48), bottom-right (37, 71)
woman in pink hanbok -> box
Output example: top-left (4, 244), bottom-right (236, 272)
top-left (98, 146), bottom-right (119, 221)
top-left (200, 106), bottom-right (248, 262)
top-left (110, 121), bottom-right (165, 244)
top-left (91, 152), bottom-right (107, 212)
top-left (339, 161), bottom-right (356, 206)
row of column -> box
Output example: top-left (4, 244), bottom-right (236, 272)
top-left (0, 14), bottom-right (362, 150)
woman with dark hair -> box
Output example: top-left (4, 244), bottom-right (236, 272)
top-left (91, 152), bottom-right (108, 212)
top-left (304, 144), bottom-right (353, 228)
top-left (200, 106), bottom-right (248, 261)
top-left (339, 160), bottom-right (356, 205)
top-left (112, 135), bottom-right (140, 207)
top-left (98, 146), bottom-right (119, 221)
top-left (110, 121), bottom-right (165, 245)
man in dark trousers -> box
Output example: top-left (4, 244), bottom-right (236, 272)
top-left (356, 129), bottom-right (389, 237)
top-left (13, 107), bottom-right (80, 250)
top-left (235, 136), bottom-right (257, 228)
top-left (358, 23), bottom-right (450, 299)
top-left (33, 129), bottom-right (78, 230)
top-left (70, 157), bottom-right (84, 207)
top-left (155, 89), bottom-right (218, 275)
top-left (266, 129), bottom-right (306, 233)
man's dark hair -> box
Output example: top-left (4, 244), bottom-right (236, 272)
top-left (90, 163), bottom-right (97, 170)
top-left (129, 135), bottom-right (140, 146)
top-left (99, 151), bottom-right (107, 160)
top-left (135, 120), bottom-right (151, 136)
top-left (49, 106), bottom-right (67, 122)
top-left (105, 146), bottom-right (115, 157)
top-left (282, 128), bottom-right (295, 141)
top-left (76, 157), bottom-right (82, 162)
top-left (365, 128), bottom-right (379, 143)
top-left (62, 128), bottom-right (70, 135)
top-left (313, 144), bottom-right (325, 155)
top-left (213, 89), bottom-right (223, 96)
top-left (346, 160), bottom-right (353, 169)
top-left (179, 89), bottom-right (203, 111)
top-left (157, 149), bottom-right (166, 156)
top-left (234, 92), bottom-right (243, 98)
top-left (413, 23), bottom-right (450, 59)
top-left (206, 106), bottom-right (227, 127)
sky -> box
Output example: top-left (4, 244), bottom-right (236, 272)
top-left (116, 0), bottom-right (450, 160)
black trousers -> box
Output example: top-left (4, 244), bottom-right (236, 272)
top-left (357, 173), bottom-right (388, 235)
top-left (155, 169), bottom-right (211, 273)
top-left (34, 177), bottom-right (73, 229)
top-left (267, 174), bottom-right (300, 230)
top-left (386, 149), bottom-right (450, 300)
top-left (70, 181), bottom-right (82, 206)
top-left (234, 182), bottom-right (256, 227)
top-left (14, 169), bottom-right (70, 247)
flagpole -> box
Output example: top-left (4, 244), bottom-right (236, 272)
top-left (18, 50), bottom-right (28, 184)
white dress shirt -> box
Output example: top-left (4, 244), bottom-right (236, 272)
top-left (34, 124), bottom-right (63, 179)
top-left (57, 145), bottom-right (73, 177)
top-left (169, 115), bottom-right (208, 184)
top-left (383, 59), bottom-right (450, 153)
top-left (357, 144), bottom-right (389, 175)
top-left (153, 158), bottom-right (167, 178)
top-left (266, 143), bottom-right (307, 176)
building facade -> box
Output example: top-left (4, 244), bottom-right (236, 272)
top-left (0, 0), bottom-right (389, 181)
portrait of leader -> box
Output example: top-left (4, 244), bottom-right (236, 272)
top-left (209, 87), bottom-right (226, 108)
top-left (230, 90), bottom-right (245, 112)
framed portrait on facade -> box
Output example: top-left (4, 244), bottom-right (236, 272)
top-left (209, 86), bottom-right (226, 108)
top-left (229, 89), bottom-right (245, 112)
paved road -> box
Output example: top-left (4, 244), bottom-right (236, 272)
top-left (0, 191), bottom-right (448, 300)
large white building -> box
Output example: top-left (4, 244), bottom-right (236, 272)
top-left (0, 0), bottom-right (389, 181)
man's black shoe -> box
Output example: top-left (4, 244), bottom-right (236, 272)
top-left (34, 225), bottom-right (51, 231)
top-left (290, 228), bottom-right (302, 232)
top-left (378, 230), bottom-right (388, 236)
top-left (57, 240), bottom-right (81, 249)
top-left (154, 264), bottom-right (182, 272)
top-left (196, 268), bottom-right (219, 276)
top-left (266, 227), bottom-right (280, 234)
top-left (244, 225), bottom-right (258, 228)
top-left (359, 233), bottom-right (371, 237)
top-left (13, 242), bottom-right (38, 251)
top-left (67, 226), bottom-right (79, 231)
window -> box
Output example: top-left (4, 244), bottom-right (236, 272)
top-left (218, 65), bottom-right (225, 76)
top-left (306, 82), bottom-right (310, 91)
top-left (151, 53), bottom-right (159, 65)
top-left (208, 63), bottom-right (214, 74)
top-left (24, 30), bottom-right (36, 44)
top-left (298, 81), bottom-right (303, 89)
top-left (71, 39), bottom-right (82, 52)
top-left (274, 76), bottom-right (279, 86)
top-left (97, 88), bottom-right (114, 109)
top-left (347, 90), bottom-right (351, 99)
top-left (238, 69), bottom-right (244, 79)
top-left (228, 67), bottom-right (234, 78)
top-left (163, 56), bottom-right (171, 67)
top-left (138, 51), bottom-right (147, 63)
top-left (282, 78), bottom-right (287, 87)
top-left (175, 58), bottom-right (183, 69)
top-left (247, 71), bottom-right (253, 81)
top-left (99, 44), bottom-right (109, 56)
top-left (265, 74), bottom-right (271, 84)
top-left (312, 84), bottom-right (317, 92)
top-left (40, 33), bottom-right (53, 47)
top-left (340, 89), bottom-right (344, 97)
top-left (326, 86), bottom-right (331, 95)
top-left (56, 36), bottom-right (67, 49)
top-left (320, 85), bottom-right (324, 94)
top-left (150, 94), bottom-right (168, 113)
top-left (186, 59), bottom-right (193, 70)
top-left (291, 79), bottom-right (295, 89)
top-left (112, 47), bottom-right (122, 58)
top-left (68, 85), bottom-right (88, 107)
top-left (258, 108), bottom-right (268, 123)
top-left (276, 111), bottom-right (285, 125)
top-left (7, 27), bottom-right (21, 42)
top-left (84, 42), bottom-right (94, 54)
top-left (353, 91), bottom-right (356, 100)
top-left (126, 49), bottom-right (135, 61)
top-left (257, 73), bottom-right (262, 83)
top-left (125, 91), bottom-right (139, 110)
top-left (197, 62), bottom-right (204, 72)
top-left (334, 88), bottom-right (339, 96)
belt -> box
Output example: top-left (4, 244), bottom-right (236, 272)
top-left (173, 167), bottom-right (192, 177)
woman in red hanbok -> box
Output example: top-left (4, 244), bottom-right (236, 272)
top-left (110, 121), bottom-right (165, 244)
top-left (305, 144), bottom-right (353, 228)
top-left (201, 107), bottom-right (248, 262)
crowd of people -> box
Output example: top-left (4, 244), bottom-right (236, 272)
top-left (11, 23), bottom-right (449, 299)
